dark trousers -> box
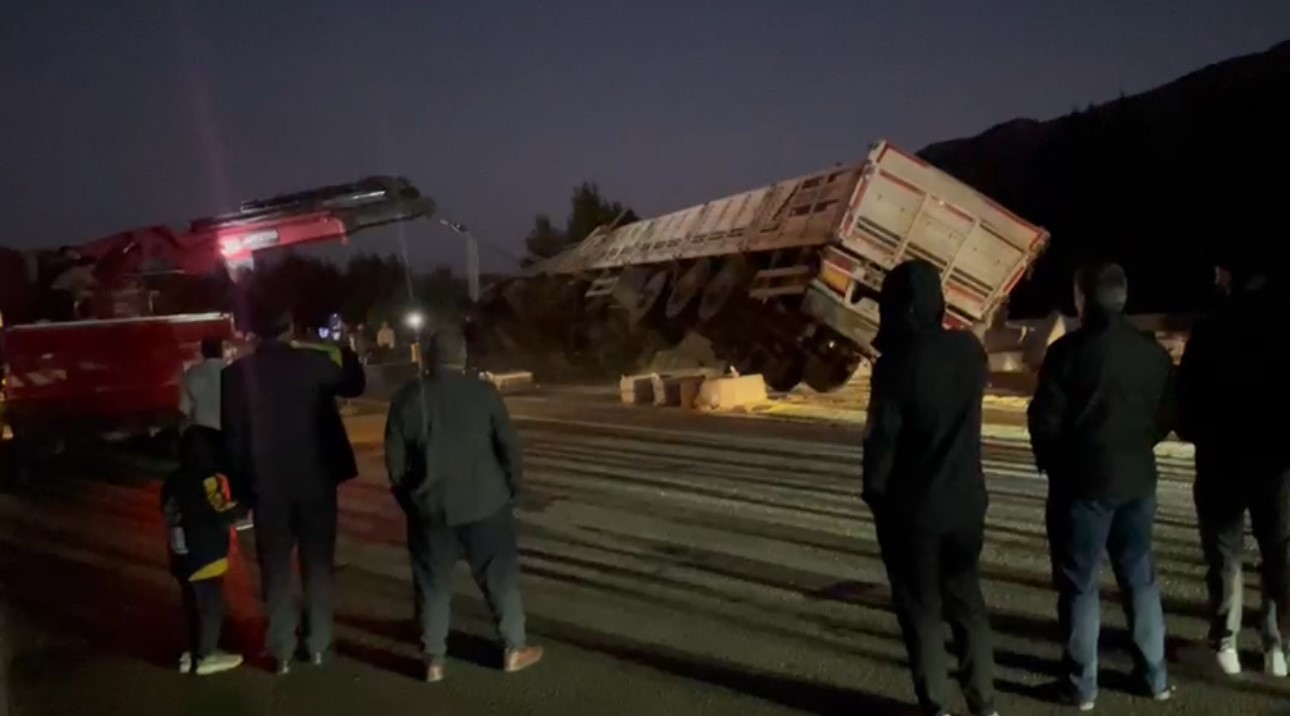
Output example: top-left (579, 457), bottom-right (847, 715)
top-left (406, 507), bottom-right (527, 664)
top-left (180, 576), bottom-right (224, 661)
top-left (877, 517), bottom-right (995, 716)
top-left (254, 492), bottom-right (338, 661)
top-left (1194, 466), bottom-right (1290, 651)
top-left (1046, 496), bottom-right (1167, 702)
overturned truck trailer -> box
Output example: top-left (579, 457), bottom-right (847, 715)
top-left (479, 140), bottom-right (1049, 392)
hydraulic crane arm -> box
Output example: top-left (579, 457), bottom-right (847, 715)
top-left (196, 176), bottom-right (437, 269)
top-left (77, 177), bottom-right (438, 281)
top-left (3, 176), bottom-right (449, 324)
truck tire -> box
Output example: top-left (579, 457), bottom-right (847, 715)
top-left (628, 269), bottom-right (672, 326)
top-left (762, 353), bottom-right (805, 393)
top-left (802, 354), bottom-right (855, 393)
top-left (698, 259), bottom-right (749, 324)
top-left (665, 259), bottom-right (711, 320)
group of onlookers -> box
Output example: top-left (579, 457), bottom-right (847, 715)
top-left (864, 256), bottom-right (1289, 714)
top-left (168, 308), bottom-right (539, 679)
top-left (163, 255), bottom-right (1289, 715)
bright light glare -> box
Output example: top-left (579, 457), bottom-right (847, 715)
top-left (405, 311), bottom-right (425, 329)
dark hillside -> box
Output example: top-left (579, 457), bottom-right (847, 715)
top-left (920, 41), bottom-right (1290, 316)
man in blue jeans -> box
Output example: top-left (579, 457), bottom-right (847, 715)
top-left (1028, 262), bottom-right (1176, 711)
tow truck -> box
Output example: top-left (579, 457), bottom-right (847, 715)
top-left (0, 178), bottom-right (441, 478)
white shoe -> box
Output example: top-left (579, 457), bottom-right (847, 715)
top-left (1264, 649), bottom-right (1287, 677)
top-left (177, 651), bottom-right (192, 673)
top-left (194, 651), bottom-right (243, 676)
top-left (1217, 647), bottom-right (1242, 675)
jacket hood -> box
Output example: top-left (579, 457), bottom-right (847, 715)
top-left (1075, 262), bottom-right (1129, 327)
top-left (875, 259), bottom-right (944, 352)
top-left (425, 328), bottom-right (468, 367)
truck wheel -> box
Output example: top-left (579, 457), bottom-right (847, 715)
top-left (762, 354), bottom-right (805, 393)
top-left (698, 259), bottom-right (749, 324)
top-left (629, 269), bottom-right (672, 326)
top-left (802, 354), bottom-right (856, 393)
top-left (665, 259), bottom-right (711, 320)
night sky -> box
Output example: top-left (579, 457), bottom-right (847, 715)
top-left (3, 2), bottom-right (1288, 275)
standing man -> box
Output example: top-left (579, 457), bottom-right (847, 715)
top-left (221, 309), bottom-right (365, 674)
top-left (1028, 262), bottom-right (1175, 710)
top-left (180, 337), bottom-right (226, 433)
top-left (863, 260), bottom-right (997, 716)
top-left (1177, 258), bottom-right (1289, 676)
top-left (384, 328), bottom-right (542, 683)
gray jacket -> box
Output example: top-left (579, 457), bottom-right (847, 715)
top-left (384, 369), bottom-right (523, 526)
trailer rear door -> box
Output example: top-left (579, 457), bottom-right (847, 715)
top-left (835, 141), bottom-right (1048, 327)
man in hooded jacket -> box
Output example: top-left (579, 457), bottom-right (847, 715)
top-left (385, 328), bottom-right (543, 683)
top-left (1177, 258), bottom-right (1290, 677)
top-left (1028, 262), bottom-right (1175, 709)
top-left (863, 259), bottom-right (997, 716)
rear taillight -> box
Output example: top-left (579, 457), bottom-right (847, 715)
top-left (818, 248), bottom-right (859, 297)
top-left (819, 263), bottom-right (851, 295)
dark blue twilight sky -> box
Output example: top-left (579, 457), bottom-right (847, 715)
top-left (2, 1), bottom-right (1288, 274)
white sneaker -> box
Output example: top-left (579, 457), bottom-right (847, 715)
top-left (177, 651), bottom-right (192, 673)
top-left (1217, 647), bottom-right (1242, 675)
top-left (194, 651), bottom-right (243, 676)
top-left (1264, 649), bottom-right (1288, 677)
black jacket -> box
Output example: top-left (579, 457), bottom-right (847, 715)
top-left (1177, 284), bottom-right (1290, 475)
top-left (384, 368), bottom-right (523, 527)
top-left (862, 260), bottom-right (989, 531)
top-left (162, 426), bottom-right (247, 580)
top-left (1028, 312), bottom-right (1174, 502)
top-left (220, 339), bottom-right (366, 504)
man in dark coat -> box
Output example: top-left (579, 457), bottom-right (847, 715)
top-left (220, 310), bottom-right (366, 674)
top-left (1028, 262), bottom-right (1175, 709)
top-left (1177, 259), bottom-right (1290, 677)
top-left (863, 259), bottom-right (996, 716)
top-left (384, 328), bottom-right (542, 683)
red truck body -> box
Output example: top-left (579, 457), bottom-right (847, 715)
top-left (1, 314), bottom-right (235, 439)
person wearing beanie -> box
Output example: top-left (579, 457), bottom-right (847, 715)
top-left (1178, 257), bottom-right (1290, 677)
top-left (219, 308), bottom-right (366, 674)
top-left (384, 326), bottom-right (542, 683)
top-left (1028, 262), bottom-right (1176, 709)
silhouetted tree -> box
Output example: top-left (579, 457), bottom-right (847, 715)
top-left (523, 183), bottom-right (638, 263)
top-left (523, 214), bottom-right (567, 260)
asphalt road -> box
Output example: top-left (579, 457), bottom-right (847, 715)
top-left (1, 393), bottom-right (1289, 716)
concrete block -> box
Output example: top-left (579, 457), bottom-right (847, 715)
top-left (651, 373), bottom-right (709, 408)
top-left (697, 374), bottom-right (768, 410)
top-left (620, 373), bottom-right (658, 405)
top-left (988, 351), bottom-right (1026, 373)
top-left (481, 371), bottom-right (535, 394)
